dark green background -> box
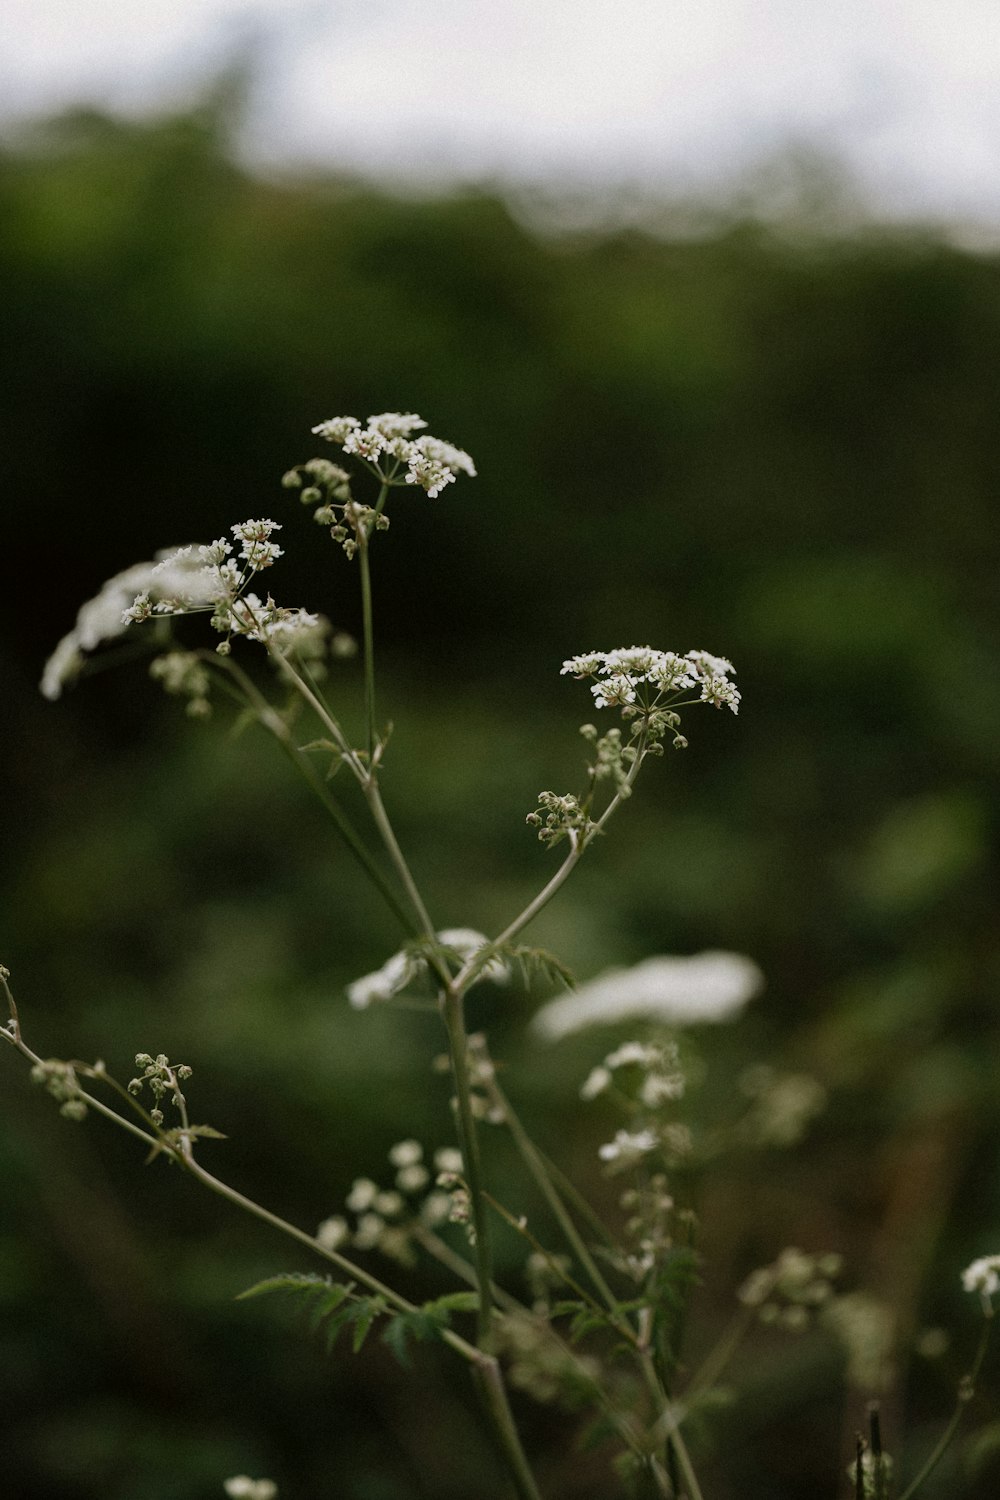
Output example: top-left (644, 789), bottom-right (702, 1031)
top-left (3, 98), bottom-right (1000, 1498)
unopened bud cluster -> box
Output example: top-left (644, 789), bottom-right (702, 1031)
top-left (128, 1053), bottom-right (192, 1128)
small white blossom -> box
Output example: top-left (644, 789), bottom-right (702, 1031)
top-left (367, 412), bottom-right (428, 440)
top-left (421, 1191), bottom-right (453, 1225)
top-left (343, 426), bottom-right (389, 462)
top-left (373, 1190), bottom-right (404, 1218)
top-left (345, 1178), bottom-right (379, 1213)
top-left (231, 519), bottom-right (284, 571)
top-left (962, 1255), bottom-right (1000, 1299)
top-left (434, 1147), bottom-right (464, 1175)
top-left (405, 452), bottom-right (456, 498)
top-left (396, 1163), bottom-right (430, 1193)
top-left (413, 433), bottom-right (477, 477)
top-left (316, 1216), bottom-right (349, 1251)
top-left (223, 1479), bottom-right (277, 1500)
top-left (347, 949), bottom-right (416, 1009)
top-left (580, 1065), bottom-right (612, 1100)
top-left (598, 1128), bottom-right (659, 1168)
top-left (311, 415), bottom-right (360, 444)
top-left (591, 674), bottom-right (636, 710)
top-left (354, 1212), bottom-right (386, 1250)
top-left (199, 538), bottom-right (232, 566)
top-left (389, 1139), bottom-right (423, 1168)
top-left (533, 951), bottom-right (764, 1040)
top-left (41, 550), bottom-right (218, 699)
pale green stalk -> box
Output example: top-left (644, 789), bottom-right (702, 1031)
top-left (453, 726), bottom-right (651, 992)
top-left (487, 1070), bottom-right (623, 1320)
top-left (897, 1316), bottom-right (993, 1500)
top-left (358, 481), bottom-right (388, 764)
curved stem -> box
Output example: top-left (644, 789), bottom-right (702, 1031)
top-left (454, 727), bottom-right (651, 992)
top-left (364, 777), bottom-right (438, 940)
top-left (897, 1316), bottom-right (993, 1500)
top-left (442, 985), bottom-right (496, 1350)
top-left (213, 655), bottom-right (416, 937)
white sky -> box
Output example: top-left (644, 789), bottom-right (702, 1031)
top-left (3, 0), bottom-right (1000, 226)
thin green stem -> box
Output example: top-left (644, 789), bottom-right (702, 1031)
top-left (453, 728), bottom-right (651, 992)
top-left (364, 778), bottom-right (438, 941)
top-left (442, 985), bottom-right (496, 1350)
top-left (897, 1316), bottom-right (993, 1500)
top-left (358, 486), bottom-right (387, 763)
top-left (212, 655), bottom-right (416, 937)
top-left (488, 1071), bottom-right (624, 1322)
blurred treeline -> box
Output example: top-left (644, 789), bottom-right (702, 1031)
top-left (2, 97), bottom-right (1000, 1500)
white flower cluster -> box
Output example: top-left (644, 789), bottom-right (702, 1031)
top-left (346, 929), bottom-right (510, 1009)
top-left (223, 1479), bottom-right (277, 1500)
top-left (586, 1039), bottom-right (690, 1174)
top-left (561, 646), bottom-right (741, 719)
top-left (533, 951), bottom-right (764, 1040)
top-left (310, 411), bottom-right (476, 498)
top-left (581, 1040), bottom-right (685, 1107)
top-left (738, 1247), bottom-right (843, 1330)
top-left (962, 1254), bottom-right (1000, 1304)
top-left (316, 1142), bottom-right (468, 1263)
top-left (40, 520), bottom-right (333, 700)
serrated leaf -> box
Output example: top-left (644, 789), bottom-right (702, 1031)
top-left (348, 1295), bottom-right (386, 1353)
top-left (237, 1273), bottom-right (329, 1302)
top-left (496, 944), bottom-right (576, 991)
top-left (421, 1291), bottom-right (479, 1319)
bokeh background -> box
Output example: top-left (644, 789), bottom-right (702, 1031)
top-left (3, 6), bottom-right (1000, 1498)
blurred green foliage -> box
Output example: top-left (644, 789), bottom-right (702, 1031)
top-left (3, 95), bottom-right (1000, 1499)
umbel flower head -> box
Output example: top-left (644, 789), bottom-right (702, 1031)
top-left (308, 411), bottom-right (476, 498)
top-left (532, 952), bottom-right (763, 1040)
top-left (40, 520), bottom-right (335, 701)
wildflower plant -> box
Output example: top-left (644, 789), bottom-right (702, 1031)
top-left (2, 411), bottom-right (994, 1498)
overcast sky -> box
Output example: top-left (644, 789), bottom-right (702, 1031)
top-left (4, 0), bottom-right (1000, 227)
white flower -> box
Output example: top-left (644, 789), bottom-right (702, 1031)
top-left (346, 948), bottom-right (416, 1009)
top-left (437, 928), bottom-right (511, 984)
top-left (374, 1190), bottom-right (404, 1218)
top-left (389, 1139), bottom-right (423, 1168)
top-left (223, 1479), bottom-right (277, 1500)
top-left (413, 433), bottom-right (476, 477)
top-left (396, 1163), bottom-right (430, 1193)
top-left (311, 415), bottom-right (360, 444)
top-left (560, 652), bottom-right (606, 678)
top-left (343, 426), bottom-right (389, 462)
top-left (698, 674), bottom-right (741, 714)
top-left (533, 951), bottom-right (764, 1040)
top-left (962, 1255), bottom-right (1000, 1298)
top-left (346, 930), bottom-right (509, 1008)
top-left (591, 673), bottom-right (636, 709)
top-left (598, 1128), bottom-right (658, 1167)
top-left (316, 1216), bottom-right (349, 1251)
top-left (404, 452), bottom-right (455, 498)
top-left (421, 1191), bottom-right (453, 1226)
top-left (367, 412), bottom-right (428, 440)
top-left (231, 519), bottom-right (284, 571)
top-left (686, 649), bottom-right (735, 679)
top-left (345, 1178), bottom-right (378, 1213)
top-left (354, 1211), bottom-right (386, 1249)
top-left (433, 1147), bottom-right (464, 1175)
top-left (41, 550), bottom-right (217, 699)
top-left (580, 1065), bottom-right (612, 1100)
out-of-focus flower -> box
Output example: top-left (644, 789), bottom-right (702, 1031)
top-left (533, 951), bottom-right (763, 1040)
